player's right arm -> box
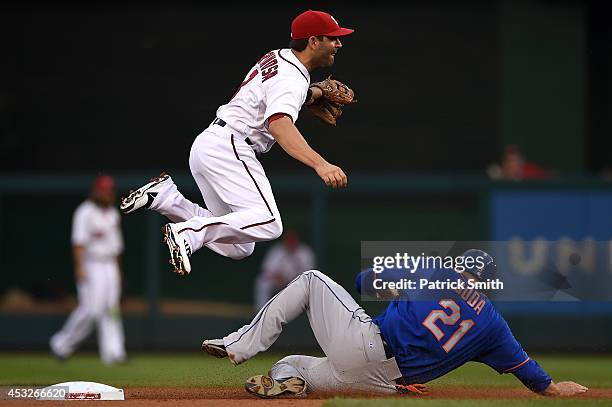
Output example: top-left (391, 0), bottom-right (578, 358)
top-left (263, 68), bottom-right (347, 189)
top-left (355, 267), bottom-right (413, 299)
top-left (72, 245), bottom-right (85, 282)
top-left (268, 116), bottom-right (347, 188)
top-left (71, 204), bottom-right (89, 283)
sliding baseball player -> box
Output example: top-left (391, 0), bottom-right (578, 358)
top-left (201, 250), bottom-right (588, 398)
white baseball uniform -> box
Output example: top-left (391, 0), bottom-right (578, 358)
top-left (255, 242), bottom-right (316, 309)
top-left (148, 49), bottom-right (310, 259)
top-left (50, 200), bottom-right (126, 364)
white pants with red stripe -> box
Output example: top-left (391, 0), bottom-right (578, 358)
top-left (149, 123), bottom-right (283, 259)
top-left (50, 260), bottom-right (125, 364)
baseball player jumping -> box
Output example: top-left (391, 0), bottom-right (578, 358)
top-left (201, 250), bottom-right (588, 398)
top-left (120, 10), bottom-right (356, 275)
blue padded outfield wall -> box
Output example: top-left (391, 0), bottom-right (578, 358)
top-left (491, 191), bottom-right (612, 241)
top-left (490, 190), bottom-right (612, 316)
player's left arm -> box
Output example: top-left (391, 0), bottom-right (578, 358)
top-left (507, 357), bottom-right (588, 396)
top-left (476, 323), bottom-right (588, 396)
top-left (304, 86), bottom-right (323, 105)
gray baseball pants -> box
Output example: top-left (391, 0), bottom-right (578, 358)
top-left (223, 270), bottom-right (402, 394)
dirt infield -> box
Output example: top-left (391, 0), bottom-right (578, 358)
top-left (2, 386), bottom-right (611, 406)
top-left (126, 386), bottom-right (612, 401)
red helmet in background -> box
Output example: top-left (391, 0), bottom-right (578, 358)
top-left (93, 174), bottom-right (115, 193)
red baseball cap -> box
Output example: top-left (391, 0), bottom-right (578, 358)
top-left (291, 10), bottom-right (354, 40)
top-left (93, 174), bottom-right (115, 193)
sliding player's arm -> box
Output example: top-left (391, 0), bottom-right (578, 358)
top-left (508, 357), bottom-right (588, 396)
top-left (355, 268), bottom-right (415, 300)
top-left (476, 322), bottom-right (588, 397)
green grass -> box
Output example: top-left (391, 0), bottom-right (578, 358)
top-left (0, 353), bottom-right (609, 406)
top-left (0, 352), bottom-right (284, 387)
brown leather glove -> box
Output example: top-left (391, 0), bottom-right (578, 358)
top-left (307, 76), bottom-right (357, 126)
top-left (307, 99), bottom-right (344, 126)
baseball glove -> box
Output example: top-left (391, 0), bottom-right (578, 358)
top-left (307, 76), bottom-right (357, 126)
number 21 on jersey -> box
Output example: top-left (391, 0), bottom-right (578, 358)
top-left (422, 299), bottom-right (474, 353)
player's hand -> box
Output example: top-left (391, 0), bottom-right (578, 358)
top-left (542, 381), bottom-right (588, 397)
top-left (554, 381), bottom-right (588, 397)
top-left (307, 86), bottom-right (323, 105)
top-left (315, 162), bottom-right (347, 188)
top-left (396, 383), bottom-right (428, 395)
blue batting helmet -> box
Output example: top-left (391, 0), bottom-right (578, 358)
top-left (461, 249), bottom-right (496, 280)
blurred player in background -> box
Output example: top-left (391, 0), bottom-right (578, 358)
top-left (254, 230), bottom-right (315, 309)
top-left (202, 250), bottom-right (587, 398)
top-left (50, 175), bottom-right (126, 364)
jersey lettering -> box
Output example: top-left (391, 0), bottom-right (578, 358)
top-left (422, 299), bottom-right (475, 353)
top-left (260, 57), bottom-right (277, 70)
top-left (258, 51), bottom-right (279, 82)
top-left (258, 51), bottom-right (275, 65)
top-left (216, 49), bottom-right (308, 154)
top-left (455, 286), bottom-right (487, 315)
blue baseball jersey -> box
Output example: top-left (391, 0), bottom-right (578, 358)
top-left (356, 267), bottom-right (552, 392)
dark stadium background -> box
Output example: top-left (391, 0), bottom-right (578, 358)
top-left (2, 1), bottom-right (611, 173)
